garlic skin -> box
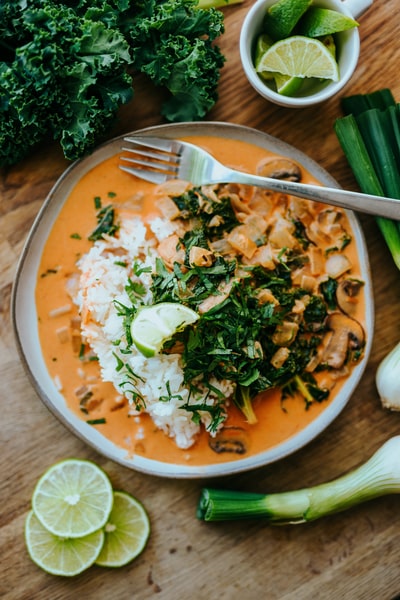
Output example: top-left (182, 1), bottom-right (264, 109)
top-left (376, 341), bottom-right (400, 410)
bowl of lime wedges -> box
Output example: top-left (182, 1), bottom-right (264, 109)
top-left (239, 0), bottom-right (372, 107)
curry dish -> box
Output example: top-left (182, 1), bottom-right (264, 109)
top-left (36, 135), bottom-right (366, 466)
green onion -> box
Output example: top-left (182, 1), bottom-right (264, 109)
top-left (197, 437), bottom-right (400, 523)
top-left (334, 88), bottom-right (400, 270)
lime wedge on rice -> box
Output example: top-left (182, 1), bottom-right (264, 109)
top-left (263, 0), bottom-right (312, 40)
top-left (32, 459), bottom-right (113, 538)
top-left (131, 302), bottom-right (199, 357)
top-left (256, 35), bottom-right (340, 82)
top-left (25, 510), bottom-right (104, 576)
top-left (298, 7), bottom-right (359, 38)
top-left (95, 491), bottom-right (150, 568)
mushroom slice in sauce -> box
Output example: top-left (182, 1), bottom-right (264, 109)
top-left (321, 313), bottom-right (365, 369)
top-left (209, 427), bottom-right (249, 455)
top-left (256, 157), bottom-right (302, 182)
top-left (336, 279), bottom-right (363, 317)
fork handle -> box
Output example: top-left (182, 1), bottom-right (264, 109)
top-left (221, 169), bottom-right (400, 221)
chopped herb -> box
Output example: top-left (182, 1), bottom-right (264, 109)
top-left (88, 204), bottom-right (119, 241)
top-left (70, 232), bottom-right (82, 240)
top-left (40, 268), bottom-right (58, 278)
top-left (132, 261), bottom-right (152, 277)
top-left (113, 352), bottom-right (146, 411)
top-left (107, 191), bottom-right (117, 198)
top-left (282, 373), bottom-right (329, 408)
top-left (86, 418), bottom-right (106, 425)
top-left (320, 278), bottom-right (338, 311)
top-left (94, 196), bottom-right (102, 210)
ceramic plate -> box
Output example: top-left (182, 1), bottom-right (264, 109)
top-left (11, 122), bottom-right (374, 478)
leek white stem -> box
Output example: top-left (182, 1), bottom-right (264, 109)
top-left (376, 342), bottom-right (400, 410)
top-left (197, 437), bottom-right (400, 522)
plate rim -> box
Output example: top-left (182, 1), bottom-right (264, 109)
top-left (11, 121), bottom-right (375, 479)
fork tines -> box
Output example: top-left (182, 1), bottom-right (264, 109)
top-left (120, 136), bottom-right (182, 184)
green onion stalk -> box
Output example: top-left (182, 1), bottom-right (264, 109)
top-left (334, 88), bottom-right (400, 270)
top-left (197, 437), bottom-right (400, 522)
top-left (197, 0), bottom-right (243, 7)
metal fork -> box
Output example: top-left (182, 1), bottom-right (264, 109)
top-left (120, 136), bottom-right (400, 220)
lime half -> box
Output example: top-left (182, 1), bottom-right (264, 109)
top-left (256, 35), bottom-right (340, 82)
top-left (32, 459), bottom-right (114, 538)
top-left (95, 491), bottom-right (150, 568)
top-left (25, 511), bottom-right (104, 576)
top-left (131, 302), bottom-right (199, 357)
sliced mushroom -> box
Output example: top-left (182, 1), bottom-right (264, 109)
top-left (336, 279), bottom-right (363, 317)
top-left (272, 320), bottom-right (299, 346)
top-left (256, 157), bottom-right (302, 182)
top-left (320, 312), bottom-right (365, 369)
top-left (209, 427), bottom-right (249, 454)
top-left (188, 246), bottom-right (214, 267)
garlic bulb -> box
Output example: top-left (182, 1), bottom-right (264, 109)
top-left (376, 341), bottom-right (400, 410)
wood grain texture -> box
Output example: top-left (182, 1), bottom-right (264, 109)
top-left (2, 1), bottom-right (400, 598)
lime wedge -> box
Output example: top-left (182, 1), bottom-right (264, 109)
top-left (32, 459), bottom-right (113, 538)
top-left (254, 33), bottom-right (275, 80)
top-left (298, 7), bottom-right (359, 38)
top-left (320, 34), bottom-right (337, 59)
top-left (274, 73), bottom-right (303, 96)
top-left (256, 35), bottom-right (340, 82)
top-left (25, 511), bottom-right (104, 576)
top-left (95, 491), bottom-right (150, 567)
top-left (263, 0), bottom-right (313, 40)
top-left (130, 302), bottom-right (199, 357)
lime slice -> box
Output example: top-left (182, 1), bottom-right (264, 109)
top-left (298, 7), bottom-right (359, 38)
top-left (32, 459), bottom-right (113, 538)
top-left (256, 35), bottom-right (340, 82)
top-left (25, 511), bottom-right (104, 576)
top-left (95, 491), bottom-right (150, 568)
top-left (130, 302), bottom-right (199, 357)
top-left (263, 0), bottom-right (312, 40)
top-left (274, 73), bottom-right (303, 96)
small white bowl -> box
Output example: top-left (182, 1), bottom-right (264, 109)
top-left (239, 0), bottom-right (373, 108)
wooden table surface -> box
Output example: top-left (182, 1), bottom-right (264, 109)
top-left (2, 1), bottom-right (400, 598)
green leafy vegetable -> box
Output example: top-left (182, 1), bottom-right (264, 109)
top-left (0, 0), bottom-right (240, 166)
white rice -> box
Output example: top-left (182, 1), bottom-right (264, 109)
top-left (74, 215), bottom-right (233, 449)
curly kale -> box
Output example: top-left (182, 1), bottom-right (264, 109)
top-left (0, 0), bottom-right (227, 166)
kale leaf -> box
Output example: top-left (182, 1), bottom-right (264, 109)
top-left (0, 0), bottom-right (226, 166)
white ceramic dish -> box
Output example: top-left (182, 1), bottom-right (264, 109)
top-left (12, 122), bottom-right (374, 478)
top-left (239, 0), bottom-right (373, 108)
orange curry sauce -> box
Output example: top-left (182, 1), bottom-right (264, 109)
top-left (36, 136), bottom-right (365, 466)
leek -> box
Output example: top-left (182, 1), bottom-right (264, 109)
top-left (197, 437), bottom-right (400, 522)
top-left (334, 88), bottom-right (400, 271)
top-left (197, 0), bottom-right (243, 7)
